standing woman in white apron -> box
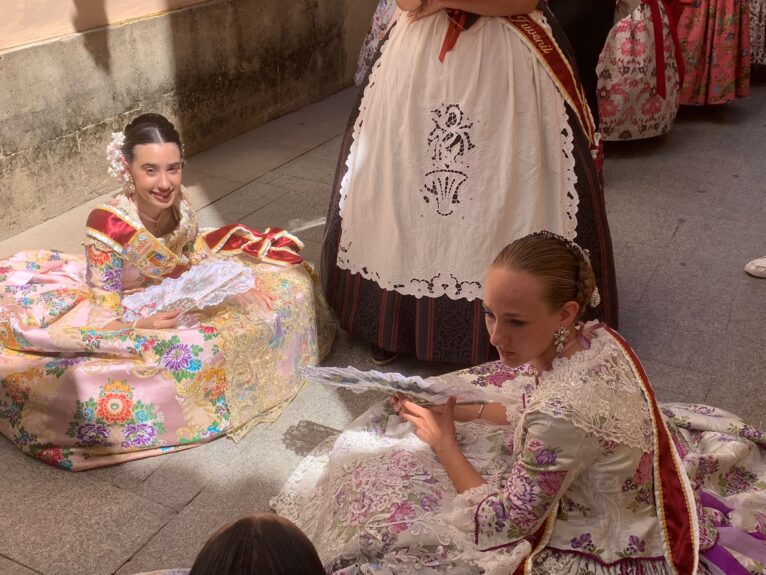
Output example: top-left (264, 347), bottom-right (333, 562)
top-left (321, 0), bottom-right (619, 365)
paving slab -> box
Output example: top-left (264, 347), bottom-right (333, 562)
top-left (194, 179), bottom-right (289, 228)
top-left (0, 556), bottom-right (42, 575)
top-left (89, 454), bottom-right (169, 491)
top-left (0, 448), bottom-right (174, 575)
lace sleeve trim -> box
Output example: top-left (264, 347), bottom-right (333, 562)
top-left (453, 482), bottom-right (498, 510)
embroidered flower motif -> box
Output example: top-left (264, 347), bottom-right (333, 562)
top-left (103, 381), bottom-right (132, 395)
top-left (121, 423), bottom-right (158, 448)
top-left (634, 451), bottom-right (652, 485)
top-left (537, 470), bottom-right (567, 497)
top-left (695, 455), bottom-right (720, 487)
top-left (737, 425), bottom-right (763, 440)
top-left (624, 534), bottom-right (646, 555)
top-left (86, 245), bottom-right (113, 267)
top-left (75, 422), bottom-right (111, 447)
top-left (505, 466), bottom-right (540, 513)
top-left (100, 267), bottom-right (123, 292)
top-left (35, 445), bottom-right (73, 469)
top-left (161, 343), bottom-right (193, 371)
top-left (570, 532), bottom-right (596, 552)
top-left (534, 448), bottom-right (558, 466)
top-left (387, 501), bottom-right (416, 533)
top-left (97, 393), bottom-right (134, 423)
top-left (345, 493), bottom-right (374, 526)
top-left (622, 451), bottom-right (654, 511)
top-left (484, 371), bottom-right (516, 388)
top-left (527, 439), bottom-right (545, 452)
top-left (719, 466), bottom-right (762, 496)
top-left (419, 494), bottom-right (440, 512)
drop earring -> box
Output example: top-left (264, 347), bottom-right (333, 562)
top-left (553, 326), bottom-right (570, 354)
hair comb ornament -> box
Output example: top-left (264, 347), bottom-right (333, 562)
top-left (534, 230), bottom-right (600, 308)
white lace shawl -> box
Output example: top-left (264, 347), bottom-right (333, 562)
top-left (515, 325), bottom-right (654, 455)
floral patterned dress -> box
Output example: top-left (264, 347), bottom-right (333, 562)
top-left (273, 324), bottom-right (766, 574)
top-left (673, 0), bottom-right (751, 105)
top-left (354, 0), bottom-right (399, 86)
top-left (0, 193), bottom-right (335, 470)
top-left (752, 0), bottom-right (766, 65)
top-left (597, 0), bottom-right (683, 140)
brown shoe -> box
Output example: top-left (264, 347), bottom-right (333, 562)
top-left (370, 344), bottom-right (400, 366)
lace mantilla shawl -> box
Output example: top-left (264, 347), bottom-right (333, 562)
top-left (518, 326), bottom-right (654, 453)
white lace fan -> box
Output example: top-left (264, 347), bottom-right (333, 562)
top-left (122, 259), bottom-right (254, 322)
top-left (300, 365), bottom-right (494, 405)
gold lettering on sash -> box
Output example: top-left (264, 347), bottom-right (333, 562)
top-left (518, 22), bottom-right (553, 54)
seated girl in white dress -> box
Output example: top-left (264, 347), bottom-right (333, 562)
top-left (0, 114), bottom-right (335, 470)
top-left (274, 232), bottom-right (766, 574)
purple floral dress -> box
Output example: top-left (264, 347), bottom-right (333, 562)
top-left (274, 325), bottom-right (766, 574)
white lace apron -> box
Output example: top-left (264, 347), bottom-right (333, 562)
top-left (337, 11), bottom-right (577, 301)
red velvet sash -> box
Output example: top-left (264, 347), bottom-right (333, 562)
top-left (606, 327), bottom-right (698, 574)
top-left (517, 328), bottom-right (698, 574)
top-left (644, 0), bottom-right (685, 99)
top-left (506, 14), bottom-right (602, 169)
top-left (202, 224), bottom-right (304, 266)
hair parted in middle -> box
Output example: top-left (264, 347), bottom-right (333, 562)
top-left (122, 113), bottom-right (183, 164)
top-left (491, 231), bottom-right (597, 320)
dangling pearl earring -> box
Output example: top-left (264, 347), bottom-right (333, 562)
top-left (553, 326), bottom-right (570, 354)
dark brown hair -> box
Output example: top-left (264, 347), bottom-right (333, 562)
top-left (491, 232), bottom-right (596, 320)
top-left (122, 113), bottom-right (183, 163)
top-left (189, 514), bottom-right (325, 575)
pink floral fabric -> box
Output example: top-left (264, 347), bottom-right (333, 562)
top-left (597, 1), bottom-right (682, 140)
top-left (675, 0), bottom-right (751, 105)
top-left (0, 199), bottom-right (334, 470)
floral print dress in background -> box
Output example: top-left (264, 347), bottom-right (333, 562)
top-left (597, 0), bottom-right (683, 140)
top-left (673, 0), bottom-right (751, 105)
top-left (752, 0), bottom-right (766, 65)
top-left (0, 193), bottom-right (335, 470)
top-left (273, 324), bottom-right (766, 574)
top-left (354, 0), bottom-right (398, 86)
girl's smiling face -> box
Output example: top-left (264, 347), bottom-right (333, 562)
top-left (127, 142), bottom-right (183, 217)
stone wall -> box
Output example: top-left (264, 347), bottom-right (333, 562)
top-left (0, 0), bottom-right (376, 241)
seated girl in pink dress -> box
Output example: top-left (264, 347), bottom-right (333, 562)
top-left (0, 114), bottom-right (335, 470)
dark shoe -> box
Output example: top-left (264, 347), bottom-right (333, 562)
top-left (370, 344), bottom-right (400, 366)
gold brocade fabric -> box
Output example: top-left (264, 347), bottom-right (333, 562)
top-left (206, 260), bottom-right (336, 441)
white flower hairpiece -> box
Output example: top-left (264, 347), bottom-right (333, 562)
top-left (106, 131), bottom-right (130, 184)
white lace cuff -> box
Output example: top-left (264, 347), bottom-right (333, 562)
top-left (454, 482), bottom-right (497, 509)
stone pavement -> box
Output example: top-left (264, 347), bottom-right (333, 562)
top-left (0, 77), bottom-right (765, 574)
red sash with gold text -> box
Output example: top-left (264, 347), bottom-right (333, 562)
top-left (505, 13), bottom-right (602, 168)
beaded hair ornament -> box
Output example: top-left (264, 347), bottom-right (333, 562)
top-left (533, 230), bottom-right (601, 308)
